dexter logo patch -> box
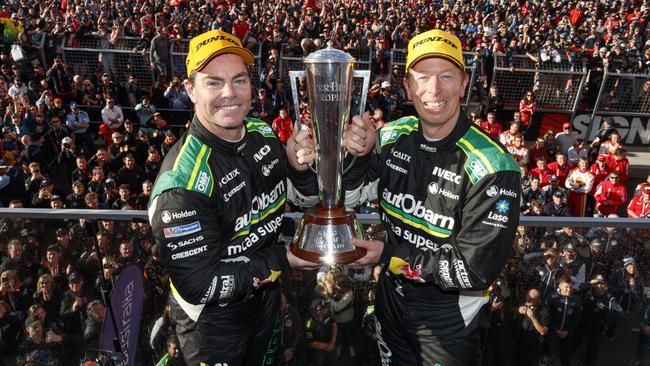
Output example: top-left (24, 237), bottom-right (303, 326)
top-left (163, 221), bottom-right (202, 238)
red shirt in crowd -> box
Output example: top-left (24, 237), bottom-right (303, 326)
top-left (271, 115), bottom-right (293, 145)
top-left (480, 121), bottom-right (502, 138)
top-left (233, 19), bottom-right (250, 40)
top-left (302, 0), bottom-right (322, 10)
top-left (607, 156), bottom-right (629, 183)
top-left (529, 167), bottom-right (552, 187)
top-left (519, 100), bottom-right (537, 127)
top-left (589, 161), bottom-right (610, 195)
top-left (569, 8), bottom-right (583, 25)
top-left (594, 179), bottom-right (627, 216)
top-left (627, 194), bottom-right (650, 218)
top-left (547, 161), bottom-right (570, 187)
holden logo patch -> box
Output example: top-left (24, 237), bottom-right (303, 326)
top-left (486, 185), bottom-right (498, 197)
top-left (428, 182), bottom-right (439, 195)
top-left (161, 210), bottom-right (172, 224)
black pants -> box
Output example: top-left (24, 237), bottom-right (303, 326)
top-left (374, 271), bottom-right (483, 366)
top-left (168, 284), bottom-right (281, 366)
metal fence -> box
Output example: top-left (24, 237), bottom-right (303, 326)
top-left (592, 70), bottom-right (650, 118)
top-left (390, 49), bottom-right (478, 107)
top-left (492, 54), bottom-right (588, 113)
top-left (46, 36), bottom-right (650, 121)
top-left (60, 36), bottom-right (156, 90)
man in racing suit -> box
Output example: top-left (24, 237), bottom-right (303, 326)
top-left (351, 29), bottom-right (521, 366)
top-left (148, 30), bottom-right (374, 365)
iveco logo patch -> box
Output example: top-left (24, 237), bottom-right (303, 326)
top-left (254, 145), bottom-right (271, 162)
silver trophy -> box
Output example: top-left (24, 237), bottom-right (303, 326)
top-left (289, 43), bottom-right (371, 264)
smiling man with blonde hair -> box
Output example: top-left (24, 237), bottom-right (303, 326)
top-left (351, 29), bottom-right (521, 365)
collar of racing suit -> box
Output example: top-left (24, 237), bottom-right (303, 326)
top-left (413, 109), bottom-right (472, 152)
top-left (187, 114), bottom-right (249, 156)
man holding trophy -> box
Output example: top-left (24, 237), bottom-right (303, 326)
top-left (148, 30), bottom-right (374, 365)
top-left (350, 29), bottom-right (522, 365)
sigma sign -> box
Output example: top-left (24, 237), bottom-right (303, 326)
top-left (572, 114), bottom-right (650, 145)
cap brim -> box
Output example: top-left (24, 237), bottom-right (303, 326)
top-left (406, 52), bottom-right (465, 74)
top-left (193, 46), bottom-right (254, 74)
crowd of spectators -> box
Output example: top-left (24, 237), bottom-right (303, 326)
top-left (0, 0), bottom-right (650, 365)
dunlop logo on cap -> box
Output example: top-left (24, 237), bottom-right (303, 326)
top-left (194, 34), bottom-right (239, 52)
top-left (412, 36), bottom-right (459, 50)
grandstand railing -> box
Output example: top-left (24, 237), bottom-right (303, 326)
top-left (592, 69), bottom-right (650, 118)
top-left (492, 53), bottom-right (588, 114)
top-left (2, 208), bottom-right (649, 229)
top-left (390, 49), bottom-right (478, 107)
top-left (80, 105), bottom-right (193, 129)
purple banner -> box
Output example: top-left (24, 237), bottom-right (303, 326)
top-left (101, 264), bottom-right (144, 366)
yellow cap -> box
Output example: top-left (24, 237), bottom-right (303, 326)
top-left (186, 30), bottom-right (254, 76)
top-left (405, 29), bottom-right (465, 74)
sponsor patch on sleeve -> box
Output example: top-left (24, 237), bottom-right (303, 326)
top-left (163, 221), bottom-right (202, 238)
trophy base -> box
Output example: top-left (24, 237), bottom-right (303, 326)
top-left (291, 206), bottom-right (366, 264)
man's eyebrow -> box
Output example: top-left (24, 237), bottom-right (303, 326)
top-left (203, 72), bottom-right (249, 82)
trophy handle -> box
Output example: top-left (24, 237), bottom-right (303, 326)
top-left (340, 70), bottom-right (371, 176)
top-left (288, 70), bottom-right (317, 175)
top-left (352, 70), bottom-right (371, 117)
top-left (288, 70), bottom-right (306, 128)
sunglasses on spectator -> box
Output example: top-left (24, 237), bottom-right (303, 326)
top-left (609, 176), bottom-right (619, 180)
